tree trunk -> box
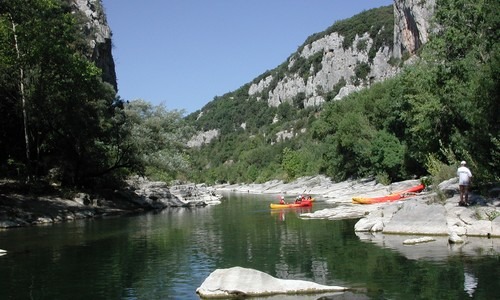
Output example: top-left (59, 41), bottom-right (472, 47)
top-left (10, 15), bottom-right (31, 180)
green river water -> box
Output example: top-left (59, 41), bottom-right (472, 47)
top-left (0, 192), bottom-right (498, 299)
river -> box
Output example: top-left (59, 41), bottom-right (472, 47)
top-left (0, 193), bottom-right (498, 299)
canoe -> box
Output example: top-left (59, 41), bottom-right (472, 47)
top-left (270, 200), bottom-right (313, 209)
top-left (352, 184), bottom-right (425, 204)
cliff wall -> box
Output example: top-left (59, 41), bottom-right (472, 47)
top-left (71, 0), bottom-right (117, 90)
top-left (248, 1), bottom-right (435, 108)
top-left (393, 0), bottom-right (436, 58)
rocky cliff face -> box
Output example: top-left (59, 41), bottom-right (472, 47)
top-left (249, 32), bottom-right (398, 108)
top-left (71, 0), bottom-right (117, 90)
top-left (393, 0), bottom-right (436, 58)
top-left (248, 1), bottom-right (435, 109)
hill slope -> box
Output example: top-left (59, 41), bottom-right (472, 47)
top-left (183, 0), bottom-right (498, 187)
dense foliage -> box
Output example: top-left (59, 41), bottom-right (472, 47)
top-left (121, 100), bottom-right (192, 182)
top-left (0, 0), bottom-right (190, 187)
top-left (185, 0), bottom-right (499, 187)
top-left (1, 0), bottom-right (497, 191)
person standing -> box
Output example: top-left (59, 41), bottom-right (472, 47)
top-left (457, 161), bottom-right (473, 206)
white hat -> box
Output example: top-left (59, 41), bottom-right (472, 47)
top-left (461, 161), bottom-right (466, 165)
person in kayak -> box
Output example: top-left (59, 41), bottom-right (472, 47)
top-left (457, 160), bottom-right (473, 206)
top-left (279, 196), bottom-right (285, 204)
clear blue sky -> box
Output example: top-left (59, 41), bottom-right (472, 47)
top-left (103, 0), bottom-right (393, 114)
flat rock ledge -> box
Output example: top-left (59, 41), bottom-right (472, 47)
top-left (196, 266), bottom-right (347, 299)
top-left (276, 178), bottom-right (500, 239)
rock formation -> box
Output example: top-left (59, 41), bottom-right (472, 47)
top-left (393, 0), bottom-right (436, 58)
top-left (196, 266), bottom-right (347, 298)
top-left (187, 129), bottom-right (220, 148)
top-left (247, 1), bottom-right (436, 110)
top-left (71, 0), bottom-right (117, 90)
top-left (248, 31), bottom-right (399, 109)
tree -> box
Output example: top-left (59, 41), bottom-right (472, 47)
top-left (281, 147), bottom-right (303, 180)
top-left (369, 130), bottom-right (406, 181)
top-left (0, 0), bottom-right (131, 186)
top-left (404, 0), bottom-right (500, 182)
top-left (122, 100), bottom-right (193, 181)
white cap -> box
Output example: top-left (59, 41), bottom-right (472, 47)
top-left (461, 161), bottom-right (466, 165)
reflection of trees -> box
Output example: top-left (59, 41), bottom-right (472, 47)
top-left (2, 194), bottom-right (499, 299)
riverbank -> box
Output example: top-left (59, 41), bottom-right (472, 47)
top-left (2, 175), bottom-right (499, 240)
top-left (213, 175), bottom-right (500, 239)
top-left (0, 178), bottom-right (215, 228)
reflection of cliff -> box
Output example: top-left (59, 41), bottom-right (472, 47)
top-left (356, 232), bottom-right (500, 260)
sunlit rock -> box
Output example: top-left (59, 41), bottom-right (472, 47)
top-left (382, 201), bottom-right (448, 234)
top-left (196, 266), bottom-right (347, 298)
top-left (448, 232), bottom-right (464, 244)
top-left (403, 236), bottom-right (436, 245)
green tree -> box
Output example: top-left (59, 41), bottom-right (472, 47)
top-left (369, 130), bottom-right (406, 181)
top-left (0, 0), bottom-right (134, 186)
top-left (281, 147), bottom-right (304, 180)
top-left (122, 100), bottom-right (192, 182)
top-left (402, 0), bottom-right (499, 182)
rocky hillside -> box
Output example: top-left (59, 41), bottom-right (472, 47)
top-left (188, 1), bottom-right (436, 147)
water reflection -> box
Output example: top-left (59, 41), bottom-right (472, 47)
top-left (463, 267), bottom-right (478, 298)
top-left (0, 193), bottom-right (498, 299)
top-left (356, 231), bottom-right (500, 261)
top-left (270, 207), bottom-right (312, 222)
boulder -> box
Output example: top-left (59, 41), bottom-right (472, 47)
top-left (196, 266), bottom-right (347, 298)
top-left (449, 232), bottom-right (464, 244)
top-left (383, 200), bottom-right (448, 235)
top-left (437, 178), bottom-right (458, 198)
top-left (353, 203), bottom-right (402, 232)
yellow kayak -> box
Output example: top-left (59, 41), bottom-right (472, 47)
top-left (270, 200), bottom-right (313, 209)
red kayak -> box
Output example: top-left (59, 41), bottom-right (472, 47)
top-left (352, 184), bottom-right (425, 204)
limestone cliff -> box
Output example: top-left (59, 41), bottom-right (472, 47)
top-left (71, 0), bottom-right (117, 90)
top-left (247, 1), bottom-right (436, 109)
top-left (191, 2), bottom-right (437, 148)
top-left (249, 31), bottom-right (398, 108)
top-left (393, 0), bottom-right (436, 58)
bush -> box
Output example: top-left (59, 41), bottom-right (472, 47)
top-left (354, 61), bottom-right (371, 80)
top-left (425, 153), bottom-right (457, 202)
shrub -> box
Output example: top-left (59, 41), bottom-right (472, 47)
top-left (425, 153), bottom-right (456, 203)
top-left (354, 61), bottom-right (371, 80)
top-left (357, 39), bottom-right (368, 52)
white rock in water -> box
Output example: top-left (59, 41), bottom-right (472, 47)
top-left (403, 236), bottom-right (436, 245)
top-left (448, 232), bottom-right (465, 244)
top-left (196, 266), bottom-right (347, 298)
